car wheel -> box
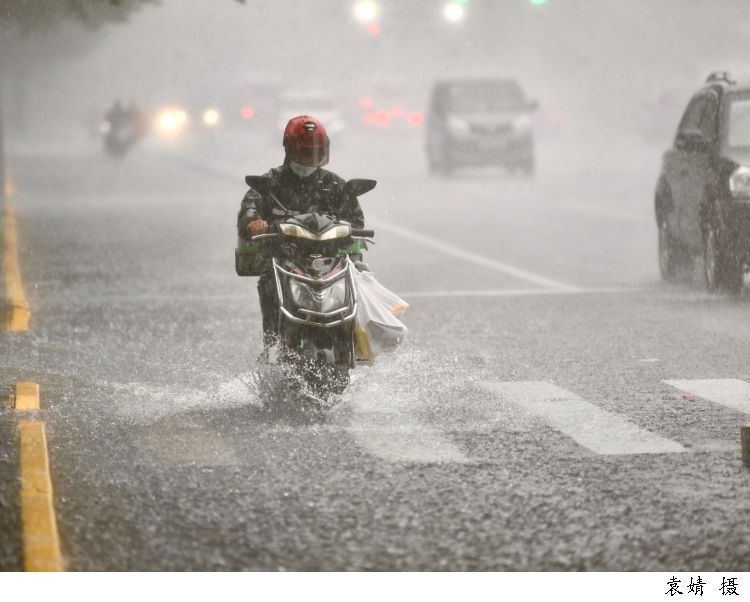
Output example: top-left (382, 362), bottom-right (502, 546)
top-left (703, 224), bottom-right (743, 293)
top-left (658, 220), bottom-right (687, 281)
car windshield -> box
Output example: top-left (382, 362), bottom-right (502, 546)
top-left (727, 96), bottom-right (750, 149)
top-left (446, 81), bottom-right (525, 112)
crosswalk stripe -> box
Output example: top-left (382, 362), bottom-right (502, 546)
top-left (664, 379), bottom-right (750, 414)
top-left (482, 381), bottom-right (686, 455)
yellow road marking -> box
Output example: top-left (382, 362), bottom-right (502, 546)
top-left (2, 203), bottom-right (30, 331)
top-left (18, 419), bottom-right (63, 571)
top-left (14, 381), bottom-right (40, 411)
top-left (3, 170), bottom-right (13, 199)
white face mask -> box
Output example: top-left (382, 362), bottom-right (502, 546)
top-left (289, 162), bottom-right (318, 178)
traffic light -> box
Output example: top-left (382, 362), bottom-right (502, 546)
top-left (352, 0), bottom-right (379, 24)
top-left (443, 1), bottom-right (466, 23)
top-left (352, 1), bottom-right (381, 36)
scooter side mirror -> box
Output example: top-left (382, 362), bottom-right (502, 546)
top-left (245, 175), bottom-right (277, 194)
top-left (345, 179), bottom-right (377, 197)
top-left (246, 175), bottom-right (290, 214)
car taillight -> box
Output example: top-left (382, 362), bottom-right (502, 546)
top-left (408, 111), bottom-right (424, 127)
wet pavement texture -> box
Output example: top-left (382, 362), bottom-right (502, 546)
top-left (2, 135), bottom-right (750, 570)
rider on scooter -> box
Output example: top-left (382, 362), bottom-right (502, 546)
top-left (237, 115), bottom-right (367, 347)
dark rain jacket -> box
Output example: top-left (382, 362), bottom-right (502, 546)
top-left (237, 163), bottom-right (365, 240)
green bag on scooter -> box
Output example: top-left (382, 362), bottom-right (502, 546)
top-left (235, 236), bottom-right (262, 277)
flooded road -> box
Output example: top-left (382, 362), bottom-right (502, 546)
top-left (2, 133), bottom-right (750, 570)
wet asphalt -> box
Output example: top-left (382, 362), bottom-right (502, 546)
top-left (2, 131), bottom-right (750, 570)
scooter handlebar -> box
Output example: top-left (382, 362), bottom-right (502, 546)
top-left (247, 232), bottom-right (278, 241)
top-left (249, 226), bottom-right (374, 240)
top-left (351, 229), bottom-right (375, 238)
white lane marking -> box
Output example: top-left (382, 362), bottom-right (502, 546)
top-left (482, 381), bottom-right (685, 455)
top-left (400, 286), bottom-right (642, 299)
top-left (557, 201), bottom-right (653, 224)
top-left (664, 379), bottom-right (750, 414)
top-left (340, 370), bottom-right (468, 464)
top-left (369, 217), bottom-right (579, 291)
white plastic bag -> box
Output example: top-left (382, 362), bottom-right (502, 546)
top-left (352, 270), bottom-right (408, 360)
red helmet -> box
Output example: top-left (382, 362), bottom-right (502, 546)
top-left (283, 115), bottom-right (330, 167)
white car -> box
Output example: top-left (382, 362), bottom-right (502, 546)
top-left (277, 90), bottom-right (346, 138)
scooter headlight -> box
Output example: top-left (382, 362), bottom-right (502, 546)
top-left (280, 223), bottom-right (315, 239)
top-left (288, 277), bottom-right (347, 313)
top-left (280, 223), bottom-right (351, 240)
top-left (318, 225), bottom-right (351, 241)
top-left (320, 278), bottom-right (347, 312)
top-left (289, 278), bottom-right (314, 309)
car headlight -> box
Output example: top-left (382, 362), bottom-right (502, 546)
top-left (202, 108), bottom-right (220, 127)
top-left (155, 108), bottom-right (188, 136)
top-left (729, 166), bottom-right (750, 195)
top-left (447, 116), bottom-right (470, 134)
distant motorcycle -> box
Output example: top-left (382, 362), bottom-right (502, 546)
top-left (100, 118), bottom-right (139, 158)
top-left (239, 175), bottom-right (376, 403)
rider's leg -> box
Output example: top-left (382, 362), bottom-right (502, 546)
top-left (257, 271), bottom-right (279, 349)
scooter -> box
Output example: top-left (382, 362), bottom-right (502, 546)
top-left (242, 176), bottom-right (376, 402)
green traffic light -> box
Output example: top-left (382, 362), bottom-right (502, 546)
top-left (529, 0), bottom-right (546, 4)
top-left (451, 0), bottom-right (470, 4)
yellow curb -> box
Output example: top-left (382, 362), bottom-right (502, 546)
top-left (18, 419), bottom-right (63, 571)
top-left (742, 425), bottom-right (750, 466)
top-left (2, 203), bottom-right (30, 332)
top-left (3, 170), bottom-right (13, 199)
top-left (14, 381), bottom-right (40, 411)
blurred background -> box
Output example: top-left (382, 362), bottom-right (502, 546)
top-left (2, 0), bottom-right (749, 173)
top-left (5, 2), bottom-right (750, 574)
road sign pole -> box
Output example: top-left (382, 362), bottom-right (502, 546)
top-left (0, 59), bottom-right (6, 203)
top-left (0, 86), bottom-right (5, 202)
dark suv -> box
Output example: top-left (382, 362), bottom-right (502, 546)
top-left (656, 72), bottom-right (750, 292)
top-left (425, 78), bottom-right (537, 176)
